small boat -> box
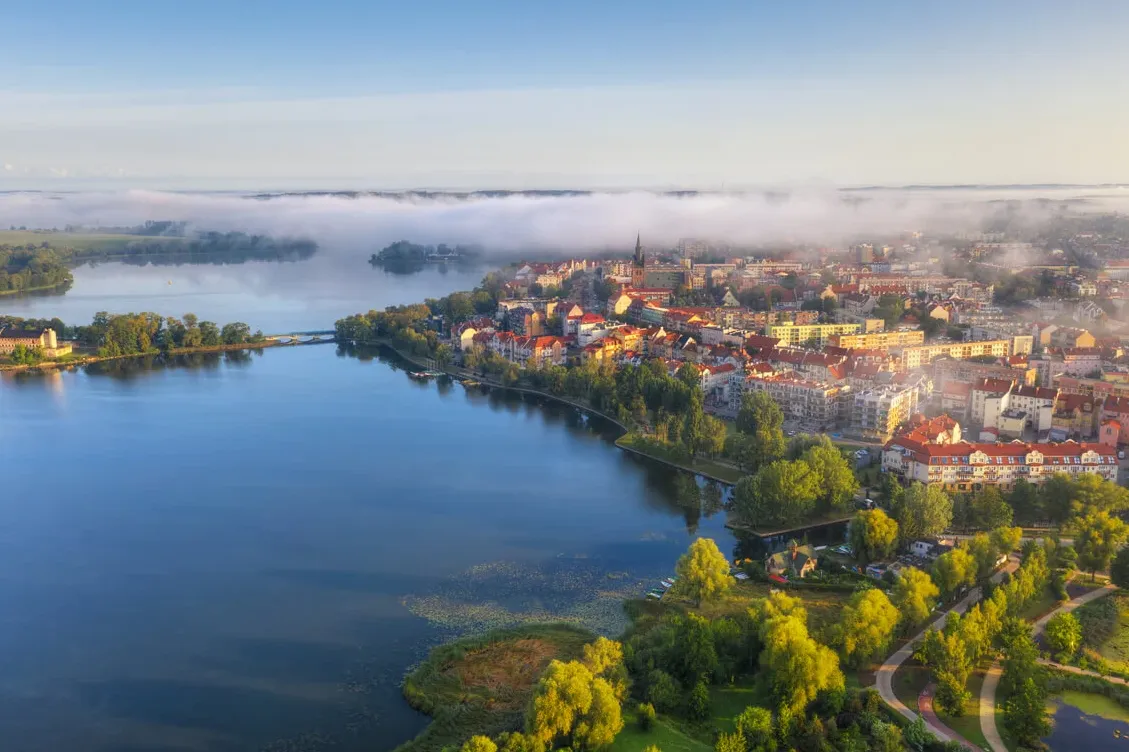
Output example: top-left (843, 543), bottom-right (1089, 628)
top-left (645, 589), bottom-right (664, 600)
top-left (660, 579), bottom-right (675, 589)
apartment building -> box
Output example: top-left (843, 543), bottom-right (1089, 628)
top-left (895, 339), bottom-right (1012, 370)
top-left (888, 440), bottom-right (1117, 492)
top-left (766, 322), bottom-right (861, 348)
top-left (730, 372), bottom-right (851, 428)
top-left (829, 329), bottom-right (925, 350)
top-left (851, 384), bottom-right (921, 441)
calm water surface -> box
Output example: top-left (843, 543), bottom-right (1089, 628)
top-left (0, 261), bottom-right (734, 752)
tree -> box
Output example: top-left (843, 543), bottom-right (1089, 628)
top-left (999, 621), bottom-right (1051, 747)
top-left (198, 320), bottom-right (221, 346)
top-left (932, 548), bottom-right (976, 598)
top-left (526, 659), bottom-right (623, 751)
top-left (645, 670), bottom-right (679, 713)
top-left (573, 677), bottom-right (623, 750)
top-left (700, 414), bottom-right (728, 457)
top-left (733, 460), bottom-right (819, 529)
top-left (968, 487), bottom-right (1013, 530)
top-left (915, 629), bottom-right (971, 715)
top-left (964, 533), bottom-right (1001, 580)
top-left (990, 526), bottom-right (1023, 557)
top-left (636, 702), bottom-right (655, 730)
top-left (1110, 545), bottom-right (1129, 589)
top-left (220, 321), bottom-right (251, 344)
top-left (1075, 510), bottom-right (1129, 580)
top-left (8, 343), bottom-right (43, 365)
top-left (839, 588), bottom-right (900, 666)
top-left (801, 442), bottom-right (859, 513)
top-left (675, 614), bottom-right (719, 686)
top-left (687, 678), bottom-right (710, 721)
top-left (894, 483), bottom-right (953, 543)
top-left (1008, 479), bottom-right (1042, 525)
top-left (848, 509), bottom-right (899, 565)
top-left (671, 538), bottom-right (732, 606)
top-left (461, 736), bottom-right (498, 752)
top-left (733, 706), bottom-right (772, 751)
top-left (1045, 612), bottom-right (1082, 661)
top-left (734, 391), bottom-right (785, 467)
top-left (758, 610), bottom-right (844, 713)
top-left (715, 732), bottom-right (746, 752)
top-left (1069, 472), bottom-right (1129, 518)
top-left (893, 566), bottom-right (940, 626)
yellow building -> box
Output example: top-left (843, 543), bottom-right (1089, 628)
top-left (767, 322), bottom-right (860, 347)
top-left (830, 329), bottom-right (925, 350)
top-left (896, 339), bottom-right (1012, 370)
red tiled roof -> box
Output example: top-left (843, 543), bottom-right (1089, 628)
top-left (973, 377), bottom-right (1015, 394)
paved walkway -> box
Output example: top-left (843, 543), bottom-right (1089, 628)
top-left (875, 558), bottom-right (1018, 743)
top-left (979, 583), bottom-right (1118, 752)
top-left (919, 683), bottom-right (979, 751)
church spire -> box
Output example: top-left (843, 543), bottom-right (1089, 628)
top-left (634, 233), bottom-right (643, 265)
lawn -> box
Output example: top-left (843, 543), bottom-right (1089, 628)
top-left (677, 579), bottom-right (853, 644)
top-left (935, 665), bottom-right (989, 751)
top-left (1015, 587), bottom-right (1061, 622)
top-left (615, 434), bottom-right (745, 484)
top-left (1082, 593), bottom-right (1129, 672)
top-left (0, 229), bottom-right (175, 252)
top-left (891, 660), bottom-right (930, 712)
top-left (611, 710), bottom-right (711, 752)
top-left (709, 680), bottom-right (771, 733)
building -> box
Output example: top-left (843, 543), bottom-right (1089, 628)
top-left (766, 322), bottom-right (861, 348)
top-left (895, 339), bottom-right (1013, 370)
top-left (829, 329), bottom-right (925, 350)
top-left (765, 540), bottom-right (818, 580)
top-left (731, 372), bottom-right (851, 429)
top-left (932, 357), bottom-right (1036, 392)
top-left (851, 384), bottom-right (921, 441)
top-left (888, 440), bottom-right (1117, 492)
top-left (0, 326), bottom-right (72, 358)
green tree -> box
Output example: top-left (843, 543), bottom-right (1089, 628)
top-left (8, 343), bottom-right (43, 365)
top-left (932, 548), bottom-right (977, 598)
top-left (892, 566), bottom-right (940, 626)
top-left (573, 677), bottom-right (623, 750)
top-left (1075, 510), bottom-right (1129, 580)
top-left (839, 588), bottom-right (900, 666)
top-left (675, 614), bottom-right (719, 686)
top-left (1069, 472), bottom-right (1129, 518)
top-left (734, 391), bottom-right (785, 467)
top-left (915, 629), bottom-right (971, 715)
top-left (198, 320), bottom-right (221, 346)
top-left (968, 487), bottom-right (1013, 530)
top-left (461, 736), bottom-right (498, 752)
top-left (801, 441), bottom-right (859, 513)
top-left (526, 660), bottom-right (594, 749)
top-left (991, 526), bottom-right (1023, 557)
top-left (1007, 478), bottom-right (1042, 525)
top-left (894, 483), bottom-right (953, 543)
top-left (999, 621), bottom-right (1051, 747)
top-left (687, 679), bottom-right (710, 721)
top-left (636, 702), bottom-right (655, 730)
top-left (715, 732), bottom-right (746, 752)
top-left (733, 706), bottom-right (773, 751)
top-left (645, 670), bottom-right (679, 713)
top-left (671, 538), bottom-right (733, 605)
top-left (964, 533), bottom-right (1002, 580)
top-left (1110, 545), bottom-right (1129, 589)
top-left (847, 509), bottom-right (899, 565)
top-left (733, 460), bottom-right (819, 528)
top-left (220, 321), bottom-right (251, 344)
top-left (757, 609), bottom-right (844, 713)
top-left (1044, 612), bottom-right (1082, 661)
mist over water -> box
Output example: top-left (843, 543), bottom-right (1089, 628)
top-left (3, 187), bottom-right (1129, 256)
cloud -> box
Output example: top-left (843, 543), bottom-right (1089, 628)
top-left (0, 188), bottom-right (1126, 257)
top-left (2, 163), bottom-right (13, 172)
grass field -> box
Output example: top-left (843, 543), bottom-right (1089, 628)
top-left (891, 660), bottom-right (930, 712)
top-left (709, 680), bottom-right (770, 733)
top-left (0, 230), bottom-right (177, 252)
top-left (395, 623), bottom-right (594, 752)
top-left (611, 710), bottom-right (711, 752)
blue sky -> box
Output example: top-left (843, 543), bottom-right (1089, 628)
top-left (2, 0), bottom-right (1127, 188)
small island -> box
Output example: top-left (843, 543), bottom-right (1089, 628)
top-left (370, 240), bottom-right (482, 272)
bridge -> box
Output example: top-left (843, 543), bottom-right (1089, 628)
top-left (263, 330), bottom-right (337, 345)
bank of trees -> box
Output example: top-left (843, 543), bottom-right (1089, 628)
top-left (71, 311), bottom-right (262, 357)
top-left (732, 433), bottom-right (858, 529)
top-left (0, 245), bottom-right (73, 293)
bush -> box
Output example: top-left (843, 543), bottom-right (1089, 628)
top-left (1077, 596), bottom-right (1119, 647)
top-left (688, 679), bottom-right (711, 722)
top-left (646, 669), bottom-right (681, 713)
top-left (637, 702), bottom-right (656, 731)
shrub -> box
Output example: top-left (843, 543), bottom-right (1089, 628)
top-left (637, 702), bottom-right (656, 731)
top-left (688, 679), bottom-right (711, 722)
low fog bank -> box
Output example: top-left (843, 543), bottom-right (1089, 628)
top-left (2, 188), bottom-right (1128, 257)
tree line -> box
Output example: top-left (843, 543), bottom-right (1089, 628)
top-left (73, 312), bottom-right (263, 357)
top-left (0, 245), bottom-right (74, 293)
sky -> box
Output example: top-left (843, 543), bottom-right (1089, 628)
top-left (2, 0), bottom-right (1128, 190)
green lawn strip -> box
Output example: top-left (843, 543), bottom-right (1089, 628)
top-left (891, 659), bottom-right (931, 712)
top-left (709, 680), bottom-right (771, 733)
top-left (1015, 587), bottom-right (1060, 622)
top-left (611, 710), bottom-right (712, 752)
top-left (935, 664), bottom-right (989, 750)
top-left (615, 434), bottom-right (744, 483)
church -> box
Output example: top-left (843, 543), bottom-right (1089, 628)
top-left (0, 326), bottom-right (73, 358)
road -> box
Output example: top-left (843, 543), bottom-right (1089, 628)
top-left (875, 557), bottom-right (1019, 743)
top-left (979, 583), bottom-right (1117, 752)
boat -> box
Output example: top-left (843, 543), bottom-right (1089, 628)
top-left (645, 589), bottom-right (664, 600)
top-left (660, 579), bottom-right (675, 589)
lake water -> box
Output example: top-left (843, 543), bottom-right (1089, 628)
top-left (1, 254), bottom-right (485, 333)
top-left (0, 261), bottom-right (734, 752)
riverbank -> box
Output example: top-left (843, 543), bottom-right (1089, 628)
top-left (0, 338), bottom-right (332, 372)
top-left (0, 282), bottom-right (71, 296)
top-left (359, 338), bottom-right (749, 486)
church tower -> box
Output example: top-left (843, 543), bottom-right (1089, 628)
top-left (631, 233), bottom-right (645, 288)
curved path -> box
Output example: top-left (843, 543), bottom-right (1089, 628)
top-left (876, 558), bottom-right (1019, 743)
top-left (979, 583), bottom-right (1117, 752)
top-left (919, 683), bottom-right (978, 751)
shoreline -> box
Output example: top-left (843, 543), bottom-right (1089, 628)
top-left (356, 338), bottom-right (743, 485)
top-left (0, 338), bottom-right (333, 373)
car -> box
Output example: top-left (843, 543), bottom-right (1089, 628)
top-left (1120, 450), bottom-right (1126, 460)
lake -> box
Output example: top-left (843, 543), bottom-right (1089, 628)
top-left (1, 254), bottom-right (485, 333)
top-left (0, 261), bottom-right (734, 752)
